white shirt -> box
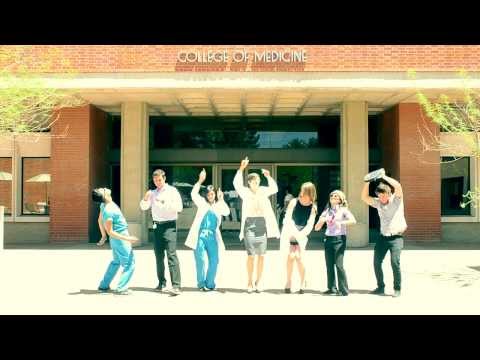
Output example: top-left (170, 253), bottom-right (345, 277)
top-left (371, 194), bottom-right (407, 236)
top-left (139, 183), bottom-right (183, 222)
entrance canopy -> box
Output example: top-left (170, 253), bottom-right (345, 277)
top-left (41, 72), bottom-right (480, 116)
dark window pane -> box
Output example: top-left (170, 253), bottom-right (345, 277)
top-left (150, 116), bottom-right (339, 149)
top-left (111, 115), bottom-right (121, 149)
top-left (441, 157), bottom-right (471, 216)
top-left (111, 164), bottom-right (121, 207)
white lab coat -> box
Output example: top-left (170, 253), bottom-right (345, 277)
top-left (280, 198), bottom-right (317, 254)
top-left (233, 170), bottom-right (280, 240)
top-left (184, 183), bottom-right (230, 251)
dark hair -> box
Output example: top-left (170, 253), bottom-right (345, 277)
top-left (201, 185), bottom-right (217, 201)
top-left (92, 188), bottom-right (106, 203)
top-left (375, 182), bottom-right (392, 196)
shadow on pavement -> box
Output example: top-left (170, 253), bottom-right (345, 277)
top-left (68, 289), bottom-right (112, 295)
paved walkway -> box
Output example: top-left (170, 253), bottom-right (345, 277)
top-left (1, 240), bottom-right (480, 314)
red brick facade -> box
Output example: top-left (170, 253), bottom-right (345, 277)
top-left (2, 45), bottom-right (480, 72)
top-left (381, 104), bottom-right (441, 241)
top-left (9, 45), bottom-right (463, 243)
top-left (50, 105), bottom-right (107, 242)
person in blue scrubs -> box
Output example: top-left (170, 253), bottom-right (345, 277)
top-left (93, 187), bottom-right (138, 295)
top-left (185, 169), bottom-right (229, 291)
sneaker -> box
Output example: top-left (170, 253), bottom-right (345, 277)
top-left (155, 285), bottom-right (166, 292)
top-left (247, 285), bottom-right (254, 294)
top-left (284, 288), bottom-right (291, 294)
top-left (255, 281), bottom-right (263, 293)
top-left (170, 288), bottom-right (182, 296)
top-left (202, 287), bottom-right (215, 292)
top-left (369, 287), bottom-right (385, 295)
top-left (115, 289), bottom-right (131, 295)
top-left (338, 292), bottom-right (349, 296)
top-left (97, 286), bottom-right (111, 293)
top-left (298, 289), bottom-right (305, 294)
top-left (323, 289), bottom-right (338, 295)
top-left (393, 290), bottom-right (401, 298)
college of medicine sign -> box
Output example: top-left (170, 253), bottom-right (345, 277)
top-left (177, 49), bottom-right (307, 64)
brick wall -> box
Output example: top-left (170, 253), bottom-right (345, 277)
top-left (381, 103), bottom-right (441, 241)
top-left (50, 105), bottom-right (107, 242)
top-left (2, 45), bottom-right (480, 72)
top-left (88, 106), bottom-right (108, 242)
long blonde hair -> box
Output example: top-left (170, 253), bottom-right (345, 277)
top-left (300, 182), bottom-right (317, 204)
top-left (325, 189), bottom-right (348, 210)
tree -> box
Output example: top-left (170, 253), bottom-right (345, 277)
top-left (0, 46), bottom-right (86, 137)
top-left (409, 69), bottom-right (480, 209)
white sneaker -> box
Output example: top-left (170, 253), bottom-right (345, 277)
top-left (255, 281), bottom-right (263, 293)
top-left (247, 285), bottom-right (254, 293)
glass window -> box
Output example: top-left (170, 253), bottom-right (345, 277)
top-left (441, 157), bottom-right (471, 216)
top-left (0, 158), bottom-right (12, 215)
top-left (150, 116), bottom-right (339, 149)
top-left (22, 158), bottom-right (51, 215)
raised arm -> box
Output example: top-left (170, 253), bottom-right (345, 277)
top-left (233, 157), bottom-right (250, 199)
top-left (191, 169), bottom-right (207, 208)
top-left (261, 169), bottom-right (278, 197)
top-left (361, 182), bottom-right (375, 207)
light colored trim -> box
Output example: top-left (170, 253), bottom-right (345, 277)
top-left (8, 72), bottom-right (480, 91)
top-left (13, 216), bottom-right (50, 223)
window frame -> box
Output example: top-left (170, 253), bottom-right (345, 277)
top-left (441, 156), bottom-right (478, 223)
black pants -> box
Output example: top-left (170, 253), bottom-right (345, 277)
top-left (324, 235), bottom-right (348, 294)
top-left (374, 235), bottom-right (403, 291)
top-left (153, 221), bottom-right (181, 288)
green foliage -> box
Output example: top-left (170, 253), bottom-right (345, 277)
top-left (0, 46), bottom-right (86, 136)
top-left (412, 70), bottom-right (480, 207)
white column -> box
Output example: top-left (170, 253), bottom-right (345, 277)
top-left (341, 101), bottom-right (369, 247)
top-left (121, 102), bottom-right (149, 246)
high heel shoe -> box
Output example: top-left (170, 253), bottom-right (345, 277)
top-left (299, 281), bottom-right (306, 294)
